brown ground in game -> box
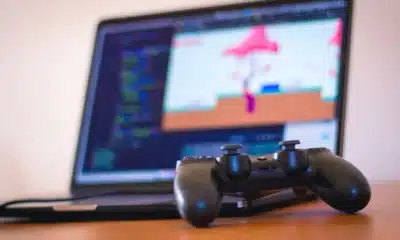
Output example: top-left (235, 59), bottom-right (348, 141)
top-left (162, 91), bottom-right (335, 131)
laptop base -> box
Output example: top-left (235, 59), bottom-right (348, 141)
top-left (0, 189), bottom-right (317, 223)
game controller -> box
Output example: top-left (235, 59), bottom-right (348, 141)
top-left (174, 140), bottom-right (371, 227)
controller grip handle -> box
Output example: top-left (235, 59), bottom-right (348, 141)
top-left (174, 161), bottom-right (221, 227)
top-left (308, 149), bottom-right (371, 213)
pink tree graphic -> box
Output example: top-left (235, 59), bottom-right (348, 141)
top-left (329, 19), bottom-right (343, 47)
top-left (222, 26), bottom-right (280, 113)
top-left (328, 19), bottom-right (343, 78)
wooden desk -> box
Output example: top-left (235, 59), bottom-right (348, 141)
top-left (0, 182), bottom-right (399, 240)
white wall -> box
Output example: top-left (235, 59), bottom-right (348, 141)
top-left (0, 0), bottom-right (399, 201)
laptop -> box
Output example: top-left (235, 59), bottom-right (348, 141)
top-left (0, 0), bottom-right (353, 221)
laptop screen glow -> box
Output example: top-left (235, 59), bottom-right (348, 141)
top-left (74, 0), bottom-right (350, 184)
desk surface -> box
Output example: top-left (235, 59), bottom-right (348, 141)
top-left (0, 182), bottom-right (399, 240)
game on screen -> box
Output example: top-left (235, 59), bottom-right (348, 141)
top-left (164, 20), bottom-right (341, 130)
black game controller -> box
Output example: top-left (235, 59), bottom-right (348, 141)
top-left (174, 140), bottom-right (371, 227)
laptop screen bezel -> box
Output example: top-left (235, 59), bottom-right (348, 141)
top-left (70, 0), bottom-right (354, 195)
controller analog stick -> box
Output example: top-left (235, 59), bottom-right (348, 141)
top-left (276, 140), bottom-right (309, 175)
top-left (218, 144), bottom-right (251, 180)
top-left (279, 140), bottom-right (301, 150)
top-left (221, 144), bottom-right (242, 154)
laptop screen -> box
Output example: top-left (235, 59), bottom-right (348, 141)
top-left (74, 0), bottom-right (351, 185)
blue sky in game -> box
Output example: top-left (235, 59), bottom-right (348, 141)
top-left (164, 19), bottom-right (340, 112)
